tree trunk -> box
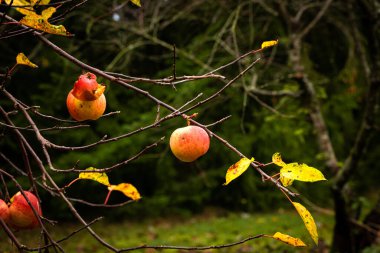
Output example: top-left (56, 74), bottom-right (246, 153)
top-left (331, 187), bottom-right (354, 253)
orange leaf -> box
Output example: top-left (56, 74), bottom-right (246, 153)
top-left (224, 157), bottom-right (254, 185)
top-left (16, 53), bottom-right (38, 68)
top-left (271, 232), bottom-right (306, 247)
top-left (108, 183), bottom-right (141, 201)
top-left (20, 7), bottom-right (72, 36)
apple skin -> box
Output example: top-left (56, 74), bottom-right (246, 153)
top-left (67, 90), bottom-right (106, 121)
top-left (0, 199), bottom-right (9, 222)
top-left (8, 191), bottom-right (42, 229)
top-left (169, 125), bottom-right (210, 162)
top-left (72, 72), bottom-right (100, 101)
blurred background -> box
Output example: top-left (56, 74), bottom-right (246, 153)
top-left (0, 0), bottom-right (379, 252)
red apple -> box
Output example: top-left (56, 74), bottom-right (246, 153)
top-left (8, 191), bottom-right (42, 229)
top-left (67, 91), bottom-right (106, 121)
top-left (67, 72), bottom-right (107, 121)
top-left (169, 125), bottom-right (210, 162)
top-left (72, 72), bottom-right (102, 101)
top-left (0, 199), bottom-right (9, 222)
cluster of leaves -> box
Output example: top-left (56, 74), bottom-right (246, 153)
top-left (65, 167), bottom-right (141, 204)
top-left (4, 0), bottom-right (71, 36)
top-left (3, 0), bottom-right (141, 36)
top-left (224, 152), bottom-right (326, 246)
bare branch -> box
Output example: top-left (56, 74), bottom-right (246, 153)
top-left (119, 234), bottom-right (265, 252)
top-left (298, 0), bottom-right (333, 39)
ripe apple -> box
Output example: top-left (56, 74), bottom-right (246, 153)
top-left (72, 72), bottom-right (101, 101)
top-left (0, 199), bottom-right (9, 222)
top-left (8, 191), bottom-right (42, 229)
top-left (169, 125), bottom-right (210, 162)
top-left (67, 91), bottom-right (106, 121)
top-left (67, 72), bottom-right (106, 121)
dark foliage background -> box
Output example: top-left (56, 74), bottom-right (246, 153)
top-left (0, 0), bottom-right (379, 234)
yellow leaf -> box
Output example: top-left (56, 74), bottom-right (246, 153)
top-left (5, 0), bottom-right (35, 15)
top-left (5, 0), bottom-right (50, 15)
top-left (280, 176), bottom-right (294, 187)
top-left (280, 163), bottom-right (326, 183)
top-left (78, 167), bottom-right (110, 186)
top-left (20, 7), bottom-right (72, 36)
top-left (109, 183), bottom-right (141, 201)
top-left (224, 157), bottom-right (254, 185)
top-left (16, 53), bottom-right (38, 68)
top-left (130, 0), bottom-right (141, 7)
top-left (272, 232), bottom-right (306, 247)
top-left (293, 202), bottom-right (318, 245)
top-left (30, 0), bottom-right (50, 5)
top-left (272, 152), bottom-right (286, 167)
top-left (261, 39), bottom-right (278, 49)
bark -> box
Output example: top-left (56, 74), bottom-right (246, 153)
top-left (332, 0), bottom-right (380, 251)
top-left (356, 198), bottom-right (380, 251)
top-left (331, 187), bottom-right (355, 253)
top-left (281, 1), bottom-right (379, 252)
top-left (288, 36), bottom-right (339, 173)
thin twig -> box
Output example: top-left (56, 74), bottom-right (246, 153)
top-left (119, 234), bottom-right (265, 252)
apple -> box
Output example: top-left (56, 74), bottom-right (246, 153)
top-left (8, 191), bottom-right (42, 229)
top-left (67, 72), bottom-right (106, 121)
top-left (0, 199), bottom-right (9, 222)
top-left (72, 72), bottom-right (101, 101)
top-left (67, 92), bottom-right (106, 121)
top-left (169, 125), bottom-right (210, 162)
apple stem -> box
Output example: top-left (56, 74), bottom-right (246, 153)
top-left (104, 189), bottom-right (113, 205)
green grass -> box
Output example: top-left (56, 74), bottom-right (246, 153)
top-left (0, 209), bottom-right (333, 253)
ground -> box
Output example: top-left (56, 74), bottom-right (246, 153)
top-left (0, 207), bottom-right (334, 253)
